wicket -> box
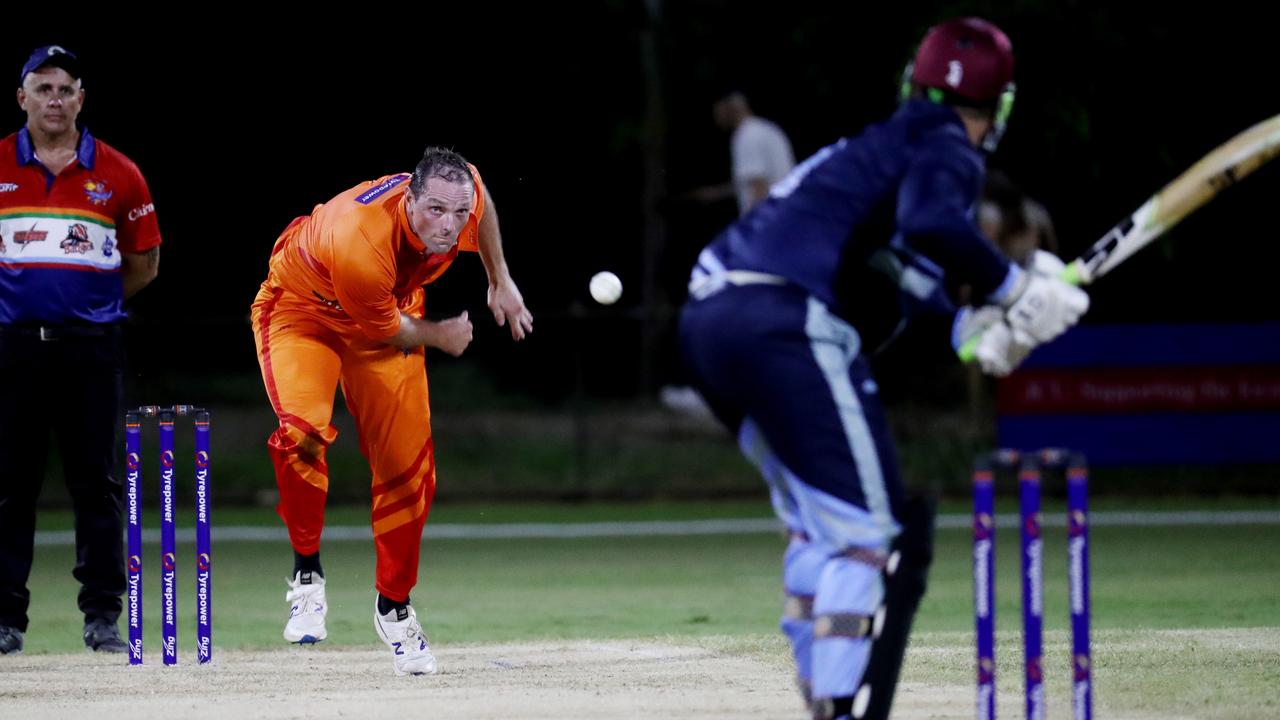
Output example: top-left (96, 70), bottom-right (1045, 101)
top-left (973, 449), bottom-right (1091, 720)
top-left (124, 405), bottom-right (212, 665)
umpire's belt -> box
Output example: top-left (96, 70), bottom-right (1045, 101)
top-left (0, 323), bottom-right (118, 341)
top-left (688, 270), bottom-right (787, 301)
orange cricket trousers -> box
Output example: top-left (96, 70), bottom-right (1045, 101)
top-left (251, 283), bottom-right (436, 602)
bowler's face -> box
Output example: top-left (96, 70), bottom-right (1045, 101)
top-left (405, 177), bottom-right (474, 255)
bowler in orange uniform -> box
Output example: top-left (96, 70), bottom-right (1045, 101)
top-left (250, 147), bottom-right (531, 675)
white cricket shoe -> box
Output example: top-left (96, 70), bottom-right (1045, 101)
top-left (283, 571), bottom-right (328, 644)
top-left (373, 598), bottom-right (438, 676)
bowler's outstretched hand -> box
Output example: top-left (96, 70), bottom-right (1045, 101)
top-left (489, 279), bottom-right (533, 341)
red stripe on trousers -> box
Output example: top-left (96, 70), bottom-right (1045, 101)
top-left (374, 478), bottom-right (438, 602)
top-left (370, 435), bottom-right (435, 500)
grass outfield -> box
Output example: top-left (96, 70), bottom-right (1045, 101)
top-left (17, 502), bottom-right (1280, 717)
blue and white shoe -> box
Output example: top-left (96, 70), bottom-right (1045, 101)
top-left (283, 571), bottom-right (327, 644)
top-left (374, 599), bottom-right (437, 676)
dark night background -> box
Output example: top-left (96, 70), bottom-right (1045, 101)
top-left (9, 1), bottom-right (1279, 404)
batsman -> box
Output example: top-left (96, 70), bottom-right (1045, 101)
top-left (250, 147), bottom-right (532, 675)
top-left (678, 18), bottom-right (1087, 719)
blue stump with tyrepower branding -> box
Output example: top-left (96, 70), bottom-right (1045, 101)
top-left (121, 405), bottom-right (213, 666)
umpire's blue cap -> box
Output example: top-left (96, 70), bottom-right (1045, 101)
top-left (20, 45), bottom-right (81, 86)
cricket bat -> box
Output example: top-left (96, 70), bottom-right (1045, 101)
top-left (1063, 113), bottom-right (1280, 285)
top-left (959, 114), bottom-right (1280, 364)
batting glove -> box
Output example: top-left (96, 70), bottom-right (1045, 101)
top-left (1000, 263), bottom-right (1090, 345)
top-left (954, 306), bottom-right (1033, 377)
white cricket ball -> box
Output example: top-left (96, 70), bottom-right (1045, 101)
top-left (589, 271), bottom-right (623, 305)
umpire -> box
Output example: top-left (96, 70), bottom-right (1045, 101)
top-left (0, 46), bottom-right (161, 654)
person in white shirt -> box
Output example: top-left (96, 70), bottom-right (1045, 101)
top-left (690, 90), bottom-right (796, 216)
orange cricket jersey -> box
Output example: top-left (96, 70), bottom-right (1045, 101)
top-left (263, 166), bottom-right (486, 339)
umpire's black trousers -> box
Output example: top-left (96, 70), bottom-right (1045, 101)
top-left (0, 324), bottom-right (124, 632)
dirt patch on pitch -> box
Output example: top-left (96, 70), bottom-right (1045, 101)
top-left (0, 639), bottom-right (971, 719)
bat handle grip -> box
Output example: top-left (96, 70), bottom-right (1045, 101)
top-left (1061, 259), bottom-right (1089, 286)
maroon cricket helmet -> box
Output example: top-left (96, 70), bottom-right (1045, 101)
top-left (910, 17), bottom-right (1014, 105)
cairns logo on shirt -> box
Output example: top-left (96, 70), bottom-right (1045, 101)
top-left (128, 202), bottom-right (155, 221)
top-left (61, 223), bottom-right (94, 254)
top-left (84, 179), bottom-right (113, 206)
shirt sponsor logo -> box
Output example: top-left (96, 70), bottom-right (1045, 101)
top-left (84, 179), bottom-right (113, 206)
top-left (102, 235), bottom-right (115, 258)
top-left (0, 183), bottom-right (18, 192)
top-left (13, 224), bottom-right (47, 246)
top-left (355, 174), bottom-right (409, 205)
top-left (60, 222), bottom-right (94, 254)
top-left (128, 202), bottom-right (155, 221)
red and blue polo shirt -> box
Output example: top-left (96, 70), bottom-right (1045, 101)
top-left (0, 126), bottom-right (162, 324)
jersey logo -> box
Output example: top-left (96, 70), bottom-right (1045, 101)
top-left (356, 174), bottom-right (409, 205)
top-left (13, 224), bottom-right (47, 249)
top-left (102, 235), bottom-right (115, 258)
top-left (0, 183), bottom-right (17, 192)
top-left (60, 222), bottom-right (94, 254)
top-left (84, 179), bottom-right (113, 206)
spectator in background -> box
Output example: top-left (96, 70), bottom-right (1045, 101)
top-left (689, 90), bottom-right (796, 216)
